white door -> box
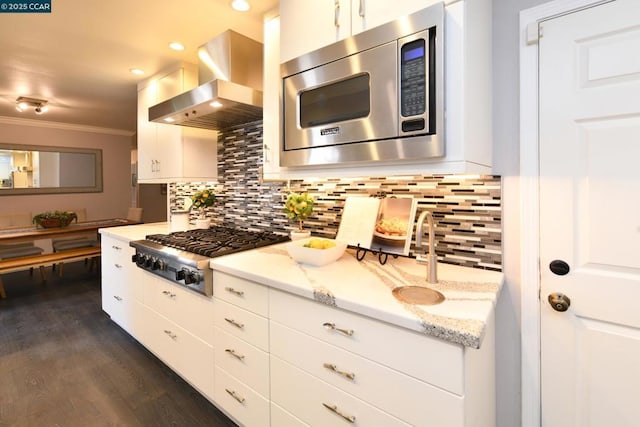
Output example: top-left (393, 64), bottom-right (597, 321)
top-left (539, 0), bottom-right (640, 425)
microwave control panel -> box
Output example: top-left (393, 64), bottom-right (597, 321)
top-left (400, 38), bottom-right (426, 118)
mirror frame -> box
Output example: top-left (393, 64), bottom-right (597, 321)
top-left (0, 143), bottom-right (103, 195)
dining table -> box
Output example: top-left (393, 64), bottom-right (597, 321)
top-left (0, 218), bottom-right (138, 244)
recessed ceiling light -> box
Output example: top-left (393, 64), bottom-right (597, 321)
top-left (210, 101), bottom-right (223, 108)
top-left (129, 68), bottom-right (145, 75)
top-left (169, 42), bottom-right (185, 51)
top-left (164, 117), bottom-right (175, 123)
top-left (231, 0), bottom-right (250, 12)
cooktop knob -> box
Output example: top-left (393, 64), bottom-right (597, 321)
top-left (136, 254), bottom-right (147, 266)
top-left (144, 256), bottom-right (153, 268)
top-left (176, 269), bottom-right (186, 281)
top-left (184, 271), bottom-right (200, 285)
top-left (151, 258), bottom-right (162, 271)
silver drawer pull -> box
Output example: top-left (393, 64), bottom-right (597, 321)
top-left (323, 363), bottom-right (355, 380)
top-left (113, 295), bottom-right (123, 301)
top-left (225, 388), bottom-right (245, 404)
top-left (162, 290), bottom-right (176, 298)
top-left (225, 348), bottom-right (245, 361)
top-left (322, 403), bottom-right (356, 423)
top-left (225, 286), bottom-right (244, 297)
top-left (163, 330), bottom-right (177, 340)
top-left (112, 245), bottom-right (122, 250)
top-left (224, 318), bottom-right (245, 329)
top-left (323, 322), bottom-right (354, 336)
top-left (114, 263), bottom-right (122, 269)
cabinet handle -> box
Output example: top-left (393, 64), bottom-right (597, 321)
top-left (163, 330), bottom-right (177, 340)
top-left (323, 322), bottom-right (354, 336)
top-left (112, 245), bottom-right (122, 250)
top-left (113, 295), bottom-right (123, 301)
top-left (225, 286), bottom-right (244, 297)
top-left (322, 403), bottom-right (356, 423)
top-left (323, 363), bottom-right (355, 380)
top-left (225, 348), bottom-right (245, 361)
top-left (162, 290), bottom-right (176, 298)
top-left (224, 318), bottom-right (245, 329)
top-left (114, 263), bottom-right (122, 269)
top-left (225, 388), bottom-right (245, 404)
top-left (359, 0), bottom-right (365, 17)
top-left (334, 0), bottom-right (340, 28)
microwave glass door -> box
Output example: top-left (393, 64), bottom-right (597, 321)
top-left (283, 41), bottom-right (398, 151)
top-left (299, 73), bottom-right (370, 128)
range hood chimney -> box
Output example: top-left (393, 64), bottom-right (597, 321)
top-left (149, 30), bottom-right (263, 130)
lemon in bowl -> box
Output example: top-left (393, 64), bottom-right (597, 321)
top-left (286, 237), bottom-right (347, 266)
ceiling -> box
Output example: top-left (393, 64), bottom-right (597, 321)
top-left (0, 0), bottom-right (279, 134)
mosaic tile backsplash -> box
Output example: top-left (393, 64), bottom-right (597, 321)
top-left (170, 121), bottom-right (502, 271)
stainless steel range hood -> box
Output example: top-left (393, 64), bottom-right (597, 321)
top-left (149, 30), bottom-right (263, 130)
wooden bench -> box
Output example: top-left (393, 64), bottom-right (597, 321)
top-left (0, 246), bottom-right (101, 298)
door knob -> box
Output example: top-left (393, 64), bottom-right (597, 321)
top-left (548, 292), bottom-right (571, 312)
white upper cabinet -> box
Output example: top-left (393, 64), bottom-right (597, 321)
top-left (280, 0), bottom-right (435, 64)
top-left (137, 64), bottom-right (218, 183)
top-left (265, 0), bottom-right (493, 179)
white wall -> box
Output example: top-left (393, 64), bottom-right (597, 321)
top-left (0, 118), bottom-right (133, 220)
top-left (492, 1), bottom-right (550, 426)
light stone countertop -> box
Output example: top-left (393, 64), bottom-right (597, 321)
top-left (210, 243), bottom-right (503, 349)
top-left (100, 224), bottom-right (503, 349)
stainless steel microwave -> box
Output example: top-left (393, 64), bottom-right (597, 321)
top-left (280, 2), bottom-right (444, 168)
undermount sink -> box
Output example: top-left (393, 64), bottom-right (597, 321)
top-left (392, 286), bottom-right (445, 305)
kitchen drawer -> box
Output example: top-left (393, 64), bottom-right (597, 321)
top-left (271, 356), bottom-right (410, 427)
top-left (143, 275), bottom-right (214, 345)
top-left (271, 402), bottom-right (308, 427)
top-left (270, 321), bottom-right (464, 426)
top-left (214, 365), bottom-right (269, 427)
top-left (214, 326), bottom-right (270, 397)
top-left (270, 288), bottom-right (464, 394)
top-left (140, 305), bottom-right (214, 399)
top-left (213, 271), bottom-right (269, 316)
top-left (213, 298), bottom-right (269, 351)
top-left (102, 235), bottom-right (134, 265)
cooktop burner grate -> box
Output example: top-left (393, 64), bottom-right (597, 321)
top-left (145, 226), bottom-right (289, 258)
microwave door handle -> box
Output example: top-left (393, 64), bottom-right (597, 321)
top-left (334, 0), bottom-right (340, 28)
top-left (359, 0), bottom-right (365, 18)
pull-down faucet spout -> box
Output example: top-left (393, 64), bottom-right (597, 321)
top-left (415, 210), bottom-right (438, 284)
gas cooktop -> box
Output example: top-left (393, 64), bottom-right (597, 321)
top-left (129, 226), bottom-right (289, 296)
top-left (144, 226), bottom-right (290, 258)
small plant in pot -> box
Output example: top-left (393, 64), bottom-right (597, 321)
top-left (191, 188), bottom-right (216, 229)
top-left (284, 192), bottom-right (314, 240)
top-left (33, 210), bottom-right (78, 228)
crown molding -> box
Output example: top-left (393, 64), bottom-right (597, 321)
top-left (0, 115), bottom-right (135, 137)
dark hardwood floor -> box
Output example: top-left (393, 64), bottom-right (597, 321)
top-left (0, 262), bottom-right (237, 427)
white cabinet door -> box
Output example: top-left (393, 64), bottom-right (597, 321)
top-left (136, 65), bottom-right (217, 183)
top-left (136, 81), bottom-right (158, 180)
top-left (279, 0), bottom-right (350, 63)
top-left (101, 236), bottom-right (143, 336)
top-left (350, 0), bottom-right (436, 35)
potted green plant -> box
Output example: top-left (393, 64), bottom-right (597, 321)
top-left (33, 210), bottom-right (78, 228)
top-left (191, 188), bottom-right (216, 229)
top-left (284, 192), bottom-right (314, 240)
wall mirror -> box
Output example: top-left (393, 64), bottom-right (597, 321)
top-left (0, 143), bottom-right (103, 195)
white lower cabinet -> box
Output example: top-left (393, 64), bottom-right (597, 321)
top-left (139, 303), bottom-right (214, 398)
top-left (271, 356), bottom-right (410, 426)
top-left (270, 321), bottom-right (464, 426)
top-left (268, 289), bottom-right (495, 427)
top-left (212, 271), bottom-right (271, 426)
top-left (101, 235), bottom-right (143, 337)
top-left (137, 274), bottom-right (215, 398)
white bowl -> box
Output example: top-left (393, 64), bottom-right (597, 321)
top-left (286, 238), bottom-right (348, 266)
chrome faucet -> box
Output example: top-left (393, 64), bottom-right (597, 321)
top-left (415, 210), bottom-right (438, 284)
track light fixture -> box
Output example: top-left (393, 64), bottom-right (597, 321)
top-left (15, 96), bottom-right (49, 115)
